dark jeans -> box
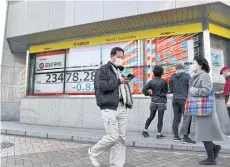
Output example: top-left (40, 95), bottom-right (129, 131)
top-left (225, 96), bottom-right (230, 118)
top-left (145, 103), bottom-right (165, 132)
top-left (172, 99), bottom-right (192, 137)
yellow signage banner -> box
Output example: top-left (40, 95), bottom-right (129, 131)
top-left (30, 23), bottom-right (202, 53)
top-left (209, 24), bottom-right (230, 39)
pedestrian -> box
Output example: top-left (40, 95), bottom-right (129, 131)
top-left (189, 56), bottom-right (224, 165)
top-left (169, 62), bottom-right (196, 144)
top-left (142, 66), bottom-right (168, 139)
top-left (215, 66), bottom-right (230, 139)
top-left (88, 47), bottom-right (133, 167)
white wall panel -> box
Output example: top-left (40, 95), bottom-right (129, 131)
top-left (26, 1), bottom-right (50, 34)
top-left (220, 1), bottom-right (230, 6)
top-left (2, 49), bottom-right (15, 67)
top-left (74, 1), bottom-right (103, 25)
top-left (1, 66), bottom-right (14, 85)
top-left (1, 103), bottom-right (20, 121)
top-left (6, 1), bottom-right (28, 37)
top-left (103, 1), bottom-right (138, 20)
top-left (1, 84), bottom-right (13, 102)
top-left (175, 0), bottom-right (217, 8)
top-left (14, 53), bottom-right (26, 68)
top-left (137, 1), bottom-right (176, 14)
top-left (49, 1), bottom-right (75, 30)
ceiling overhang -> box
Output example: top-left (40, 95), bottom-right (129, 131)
top-left (7, 2), bottom-right (230, 53)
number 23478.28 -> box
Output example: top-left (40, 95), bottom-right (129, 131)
top-left (46, 71), bottom-right (96, 83)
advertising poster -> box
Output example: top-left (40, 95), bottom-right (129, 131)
top-left (145, 35), bottom-right (194, 83)
top-left (211, 48), bottom-right (225, 84)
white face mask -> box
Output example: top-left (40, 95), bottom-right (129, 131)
top-left (114, 58), bottom-right (123, 66)
top-left (191, 61), bottom-right (200, 72)
top-left (191, 64), bottom-right (197, 72)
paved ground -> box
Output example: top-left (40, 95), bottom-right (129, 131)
top-left (1, 135), bottom-right (230, 167)
top-left (2, 121), bottom-right (230, 154)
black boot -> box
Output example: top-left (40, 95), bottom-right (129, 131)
top-left (199, 141), bottom-right (216, 165)
top-left (213, 144), bottom-right (221, 160)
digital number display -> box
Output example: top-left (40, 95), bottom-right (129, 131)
top-left (65, 71), bottom-right (96, 83)
top-left (65, 70), bottom-right (96, 93)
top-left (66, 82), bottom-right (94, 92)
top-left (34, 70), bottom-right (96, 94)
top-left (43, 71), bottom-right (96, 83)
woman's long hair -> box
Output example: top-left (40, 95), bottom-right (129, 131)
top-left (194, 56), bottom-right (210, 73)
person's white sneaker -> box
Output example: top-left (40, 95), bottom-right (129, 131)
top-left (227, 135), bottom-right (230, 139)
top-left (88, 148), bottom-right (100, 167)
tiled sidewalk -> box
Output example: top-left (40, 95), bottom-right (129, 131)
top-left (1, 121), bottom-right (230, 154)
top-left (1, 135), bottom-right (230, 167)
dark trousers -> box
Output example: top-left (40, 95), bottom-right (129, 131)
top-left (144, 104), bottom-right (165, 133)
top-left (227, 108), bottom-right (230, 119)
top-left (172, 99), bottom-right (192, 137)
top-left (225, 96), bottom-right (230, 119)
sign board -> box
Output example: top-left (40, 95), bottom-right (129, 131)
top-left (29, 23), bottom-right (202, 53)
top-left (34, 51), bottom-right (65, 94)
top-left (211, 48), bottom-right (225, 84)
top-left (36, 51), bottom-right (65, 73)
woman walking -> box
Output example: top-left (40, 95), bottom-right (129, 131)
top-left (189, 56), bottom-right (224, 165)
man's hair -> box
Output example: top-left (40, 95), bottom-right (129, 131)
top-left (175, 62), bottom-right (184, 70)
top-left (110, 47), bottom-right (124, 57)
top-left (153, 66), bottom-right (164, 77)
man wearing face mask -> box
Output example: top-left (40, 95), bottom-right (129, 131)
top-left (215, 66), bottom-right (230, 139)
top-left (88, 47), bottom-right (133, 167)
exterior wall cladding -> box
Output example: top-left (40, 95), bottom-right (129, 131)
top-left (1, 1), bottom-right (230, 134)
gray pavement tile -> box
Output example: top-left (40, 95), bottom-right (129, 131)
top-left (1, 134), bottom-right (230, 167)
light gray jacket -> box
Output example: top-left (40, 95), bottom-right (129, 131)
top-left (189, 70), bottom-right (224, 141)
top-left (189, 70), bottom-right (212, 97)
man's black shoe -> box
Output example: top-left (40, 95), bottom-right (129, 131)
top-left (173, 136), bottom-right (182, 142)
top-left (156, 134), bottom-right (166, 139)
top-left (199, 159), bottom-right (216, 165)
top-left (142, 131), bottom-right (149, 137)
top-left (182, 137), bottom-right (196, 144)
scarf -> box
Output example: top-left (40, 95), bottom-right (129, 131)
top-left (111, 64), bottom-right (133, 108)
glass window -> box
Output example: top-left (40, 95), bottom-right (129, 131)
top-left (65, 46), bottom-right (100, 94)
top-left (28, 33), bottom-right (199, 96)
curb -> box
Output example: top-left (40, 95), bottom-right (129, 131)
top-left (1, 129), bottom-right (230, 154)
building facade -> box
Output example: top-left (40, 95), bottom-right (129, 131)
top-left (1, 1), bottom-right (230, 134)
